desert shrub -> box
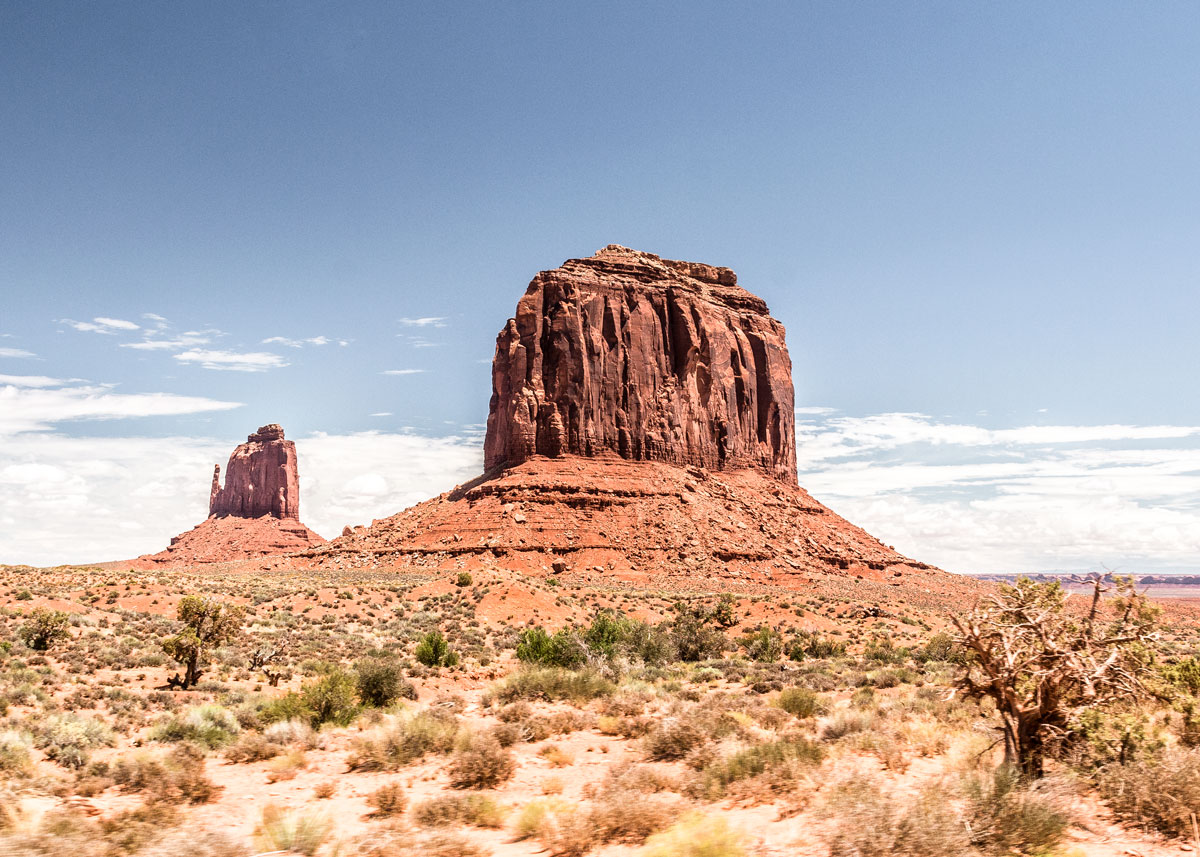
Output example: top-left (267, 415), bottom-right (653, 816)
top-left (18, 608), bottom-right (70, 651)
top-left (266, 748), bottom-right (307, 782)
top-left (644, 717), bottom-right (710, 761)
top-left (455, 572), bottom-right (473, 587)
top-left (697, 736), bottom-right (823, 798)
top-left (367, 781), bottom-right (407, 817)
top-left (35, 714), bottom-right (115, 769)
top-left (820, 708), bottom-right (879, 741)
top-left (225, 732), bottom-right (282, 763)
top-left (590, 790), bottom-right (681, 844)
top-left (820, 771), bottom-right (968, 857)
top-left (413, 793), bottom-right (506, 828)
top-left (776, 687), bottom-right (821, 719)
top-left (254, 804), bottom-right (328, 856)
top-left (415, 630), bottom-right (459, 668)
top-left (301, 667), bottom-right (359, 726)
top-left (668, 604), bottom-right (728, 662)
top-left (514, 798), bottom-right (571, 841)
top-left (1098, 746), bottom-right (1200, 837)
top-left (638, 812), bottom-right (746, 857)
top-left (489, 667), bottom-right (615, 704)
top-left (150, 703), bottom-right (240, 748)
top-left (263, 717), bottom-right (321, 749)
top-left (516, 627), bottom-right (587, 668)
top-left (356, 658), bottom-right (415, 708)
top-left (0, 730), bottom-right (33, 775)
top-left (917, 631), bottom-right (962, 663)
top-left (348, 710), bottom-right (459, 771)
top-left (740, 626), bottom-right (783, 662)
top-left (448, 732), bottom-right (515, 789)
top-left (259, 691), bottom-right (312, 724)
top-left (786, 631), bottom-right (845, 661)
top-left (964, 765), bottom-right (1068, 854)
top-left (350, 830), bottom-right (487, 857)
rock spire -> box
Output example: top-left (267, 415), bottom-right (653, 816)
top-left (209, 423), bottom-right (301, 520)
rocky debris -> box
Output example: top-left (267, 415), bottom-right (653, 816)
top-left (307, 456), bottom-right (933, 588)
top-left (137, 515), bottom-right (325, 566)
top-left (210, 424), bottom-right (300, 520)
top-left (485, 246), bottom-right (796, 483)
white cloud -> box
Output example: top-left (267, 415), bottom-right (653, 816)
top-left (795, 410), bottom-right (1200, 574)
top-left (173, 349), bottom-right (289, 372)
top-left (381, 369), bottom-right (428, 376)
top-left (94, 317), bottom-right (139, 331)
top-left (262, 335), bottom-right (349, 348)
top-left (0, 430), bottom-right (482, 566)
top-left (0, 375), bottom-right (70, 388)
top-left (0, 347), bottom-right (36, 359)
top-left (398, 317), bottom-right (447, 328)
top-left (0, 379), bottom-right (242, 436)
top-left (60, 317), bottom-right (139, 334)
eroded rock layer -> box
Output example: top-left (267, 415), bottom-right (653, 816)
top-left (307, 456), bottom-right (933, 589)
top-left (210, 424), bottom-right (300, 520)
top-left (485, 246), bottom-right (797, 483)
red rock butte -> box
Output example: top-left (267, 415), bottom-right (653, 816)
top-left (137, 423), bottom-right (324, 565)
top-left (311, 246), bottom-right (940, 589)
top-left (486, 244), bottom-right (796, 483)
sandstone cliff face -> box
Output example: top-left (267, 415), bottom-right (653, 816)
top-left (484, 246), bottom-right (796, 483)
top-left (209, 424), bottom-right (300, 520)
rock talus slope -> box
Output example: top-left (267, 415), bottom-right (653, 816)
top-left (314, 247), bottom-right (937, 589)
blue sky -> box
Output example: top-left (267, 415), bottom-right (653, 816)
top-left (2, 3), bottom-right (1199, 570)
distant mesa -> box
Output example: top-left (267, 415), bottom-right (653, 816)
top-left (138, 423), bottom-right (325, 565)
top-left (314, 246), bottom-right (939, 587)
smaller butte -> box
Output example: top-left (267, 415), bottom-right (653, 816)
top-left (139, 424), bottom-right (325, 565)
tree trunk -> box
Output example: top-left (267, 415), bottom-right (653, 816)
top-left (184, 650), bottom-right (201, 689)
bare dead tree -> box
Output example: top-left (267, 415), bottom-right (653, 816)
top-left (249, 641), bottom-right (291, 687)
top-left (951, 575), bottom-right (1160, 779)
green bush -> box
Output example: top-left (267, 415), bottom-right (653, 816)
top-left (19, 607), bottom-right (70, 651)
top-left (301, 668), bottom-right (359, 727)
top-left (786, 631), bottom-right (846, 661)
top-left (455, 572), bottom-right (473, 587)
top-left (516, 627), bottom-right (587, 668)
top-left (668, 604), bottom-right (728, 662)
top-left (698, 736), bottom-right (823, 796)
top-left (415, 631), bottom-right (459, 668)
top-left (488, 667), bottom-right (615, 704)
top-left (150, 704), bottom-right (241, 749)
top-left (639, 812), bottom-right (746, 857)
top-left (413, 794), bottom-right (506, 828)
top-left (740, 626), bottom-right (783, 662)
top-left (355, 658), bottom-right (414, 708)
